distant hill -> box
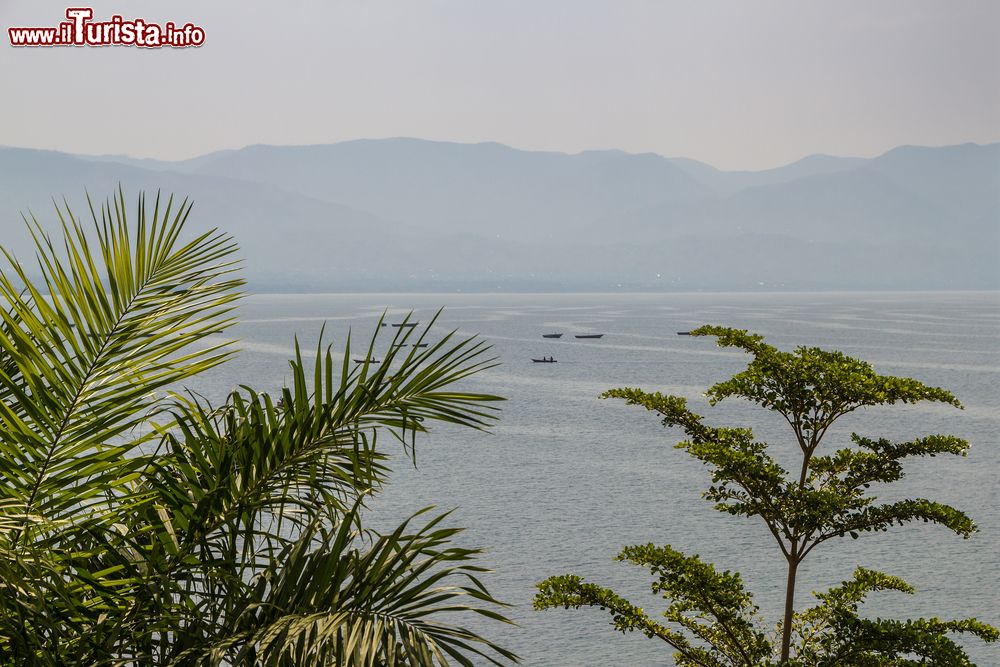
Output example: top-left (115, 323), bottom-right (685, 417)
top-left (161, 139), bottom-right (713, 241)
top-left (668, 153), bottom-right (869, 196)
top-left (0, 139), bottom-right (996, 291)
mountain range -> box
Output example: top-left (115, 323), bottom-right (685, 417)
top-left (0, 138), bottom-right (996, 291)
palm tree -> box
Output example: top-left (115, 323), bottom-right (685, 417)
top-left (0, 190), bottom-right (517, 666)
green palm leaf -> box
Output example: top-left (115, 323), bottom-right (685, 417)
top-left (0, 189), bottom-right (516, 666)
top-left (188, 505), bottom-right (517, 667)
top-left (140, 322), bottom-right (512, 664)
top-left (0, 189), bottom-right (242, 529)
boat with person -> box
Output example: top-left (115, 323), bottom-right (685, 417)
top-left (532, 356), bottom-right (557, 363)
top-left (353, 358), bottom-right (381, 364)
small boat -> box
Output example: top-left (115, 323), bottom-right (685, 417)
top-left (542, 333), bottom-right (563, 339)
top-left (353, 358), bottom-right (381, 364)
top-left (412, 343), bottom-right (429, 348)
top-left (677, 331), bottom-right (692, 336)
top-left (532, 357), bottom-right (557, 363)
top-left (574, 334), bottom-right (604, 339)
top-left (391, 322), bottom-right (418, 328)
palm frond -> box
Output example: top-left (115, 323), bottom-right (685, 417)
top-left (0, 190), bottom-right (516, 666)
top-left (138, 322), bottom-right (511, 665)
top-left (0, 189), bottom-right (242, 529)
top-left (188, 505), bottom-right (517, 667)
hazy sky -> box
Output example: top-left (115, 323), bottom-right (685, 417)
top-left (1, 0), bottom-right (997, 169)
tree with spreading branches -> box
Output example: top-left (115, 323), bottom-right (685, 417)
top-left (0, 190), bottom-right (518, 666)
top-left (535, 325), bottom-right (996, 665)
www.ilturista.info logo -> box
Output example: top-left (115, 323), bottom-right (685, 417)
top-left (8, 8), bottom-right (205, 48)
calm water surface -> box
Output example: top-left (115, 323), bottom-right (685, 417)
top-left (191, 292), bottom-right (999, 666)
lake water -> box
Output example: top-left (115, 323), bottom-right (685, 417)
top-left (190, 291), bottom-right (999, 665)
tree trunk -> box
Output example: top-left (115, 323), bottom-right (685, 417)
top-left (780, 556), bottom-right (799, 662)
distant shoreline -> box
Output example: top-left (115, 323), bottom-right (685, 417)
top-left (240, 288), bottom-right (1000, 296)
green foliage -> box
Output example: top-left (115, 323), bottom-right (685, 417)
top-left (789, 567), bottom-right (998, 666)
top-left (536, 326), bottom-right (995, 665)
top-left (0, 191), bottom-right (517, 666)
top-left (536, 544), bottom-right (772, 667)
top-left (690, 324), bottom-right (962, 421)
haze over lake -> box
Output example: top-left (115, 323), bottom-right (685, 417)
top-left (1, 138), bottom-right (997, 292)
top-left (186, 291), bottom-right (1000, 666)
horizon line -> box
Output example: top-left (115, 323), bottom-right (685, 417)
top-left (2, 136), bottom-right (997, 175)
